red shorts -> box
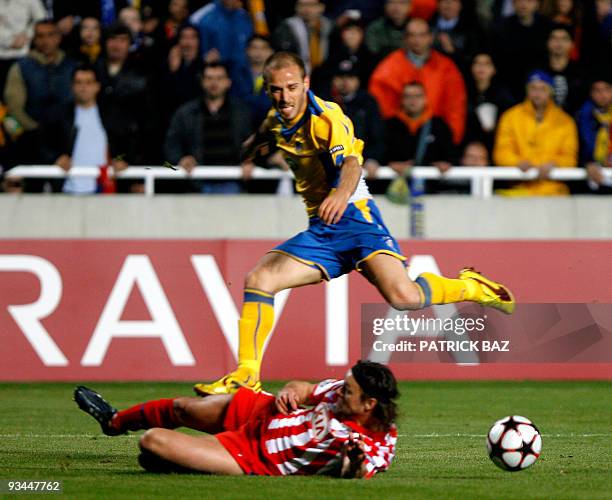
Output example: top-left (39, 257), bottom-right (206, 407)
top-left (215, 387), bottom-right (279, 475)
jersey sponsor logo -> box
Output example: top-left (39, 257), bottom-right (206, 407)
top-left (311, 402), bottom-right (331, 441)
top-left (329, 145), bottom-right (344, 155)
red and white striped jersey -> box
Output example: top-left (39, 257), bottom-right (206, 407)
top-left (260, 379), bottom-right (397, 478)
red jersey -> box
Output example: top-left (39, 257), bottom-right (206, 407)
top-left (216, 379), bottom-right (397, 478)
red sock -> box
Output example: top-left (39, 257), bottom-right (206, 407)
top-left (111, 398), bottom-right (179, 433)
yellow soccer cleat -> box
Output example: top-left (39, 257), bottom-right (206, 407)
top-left (458, 267), bottom-right (516, 314)
top-left (193, 368), bottom-right (262, 396)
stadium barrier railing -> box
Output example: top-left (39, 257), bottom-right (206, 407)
top-left (5, 165), bottom-right (611, 198)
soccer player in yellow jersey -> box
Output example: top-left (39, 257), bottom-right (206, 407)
top-left (194, 52), bottom-right (515, 395)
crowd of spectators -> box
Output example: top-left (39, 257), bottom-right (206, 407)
top-left (0, 0), bottom-right (610, 195)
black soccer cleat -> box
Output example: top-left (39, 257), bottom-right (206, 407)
top-left (74, 386), bottom-right (123, 436)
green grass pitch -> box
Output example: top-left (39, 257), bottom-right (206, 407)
top-left (1, 381), bottom-right (610, 499)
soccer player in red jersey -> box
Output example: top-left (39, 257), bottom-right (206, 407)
top-left (75, 361), bottom-right (398, 479)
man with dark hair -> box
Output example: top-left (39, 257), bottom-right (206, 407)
top-left (365, 0), bottom-right (412, 58)
top-left (461, 141), bottom-right (490, 167)
top-left (95, 22), bottom-right (154, 169)
top-left (494, 70), bottom-right (578, 195)
top-left (244, 34), bottom-right (275, 126)
top-left (75, 361), bottom-right (398, 478)
top-left (272, 0), bottom-right (333, 73)
top-left (4, 19), bottom-right (77, 140)
top-left (576, 77), bottom-right (612, 193)
top-left (544, 25), bottom-right (586, 114)
top-left (161, 25), bottom-right (204, 124)
top-left (327, 59), bottom-right (384, 181)
top-left (430, 0), bottom-right (483, 72)
top-left (386, 81), bottom-right (455, 177)
top-left (489, 0), bottom-right (553, 100)
top-left (3, 19), bottom-right (78, 190)
top-left (313, 19), bottom-right (377, 94)
top-left (57, 65), bottom-right (108, 194)
top-left (369, 18), bottom-right (467, 144)
top-left (195, 50), bottom-right (514, 395)
top-left (0, 0), bottom-right (46, 95)
top-left (164, 61), bottom-right (252, 193)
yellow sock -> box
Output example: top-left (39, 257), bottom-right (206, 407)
top-left (237, 288), bottom-right (275, 377)
top-left (415, 272), bottom-right (480, 306)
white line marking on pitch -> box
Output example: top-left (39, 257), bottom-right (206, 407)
top-left (1, 433), bottom-right (610, 439)
top-left (0, 434), bottom-right (139, 438)
top-left (404, 433), bottom-right (611, 438)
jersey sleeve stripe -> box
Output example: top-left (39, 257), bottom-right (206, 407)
top-left (267, 413), bottom-right (309, 429)
top-left (265, 430), bottom-right (312, 454)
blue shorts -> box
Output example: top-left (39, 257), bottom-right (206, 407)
top-left (271, 199), bottom-right (406, 280)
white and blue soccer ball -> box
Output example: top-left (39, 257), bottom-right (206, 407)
top-left (486, 415), bottom-right (542, 471)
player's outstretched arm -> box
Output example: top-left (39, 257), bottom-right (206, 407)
top-left (318, 156), bottom-right (362, 224)
top-left (275, 381), bottom-right (315, 415)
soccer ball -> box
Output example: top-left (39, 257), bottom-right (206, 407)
top-left (486, 415), bottom-right (542, 471)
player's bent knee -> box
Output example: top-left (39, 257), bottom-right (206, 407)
top-left (244, 267), bottom-right (276, 292)
top-left (140, 428), bottom-right (165, 453)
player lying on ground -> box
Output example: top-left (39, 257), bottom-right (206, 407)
top-left (196, 51), bottom-right (515, 396)
top-left (75, 361), bottom-right (398, 478)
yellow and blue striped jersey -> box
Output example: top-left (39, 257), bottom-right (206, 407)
top-left (262, 90), bottom-right (370, 216)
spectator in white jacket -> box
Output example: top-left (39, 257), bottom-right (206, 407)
top-left (0, 0), bottom-right (46, 94)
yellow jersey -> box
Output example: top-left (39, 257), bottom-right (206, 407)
top-left (262, 90), bottom-right (369, 216)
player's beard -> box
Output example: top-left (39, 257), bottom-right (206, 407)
top-left (277, 92), bottom-right (306, 122)
top-left (334, 398), bottom-right (351, 419)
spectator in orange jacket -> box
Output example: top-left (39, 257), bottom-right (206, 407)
top-left (493, 70), bottom-right (578, 196)
top-left (368, 17), bottom-right (467, 144)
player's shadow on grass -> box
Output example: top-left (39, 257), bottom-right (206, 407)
top-left (113, 470), bottom-right (348, 481)
top-left (4, 449), bottom-right (135, 470)
top-left (429, 476), bottom-right (493, 480)
top-left (2, 449), bottom-right (128, 459)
